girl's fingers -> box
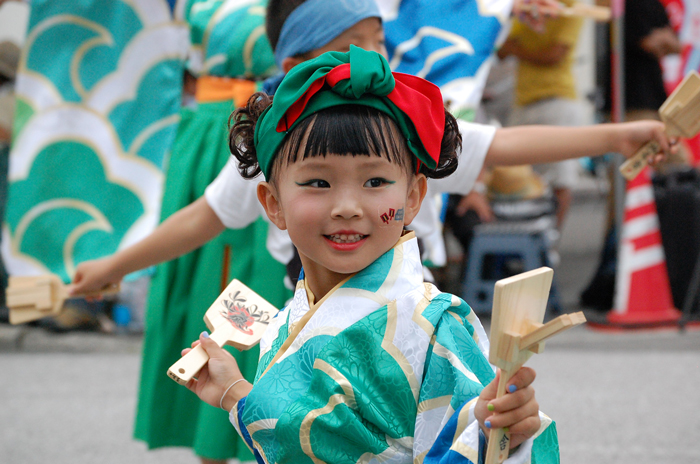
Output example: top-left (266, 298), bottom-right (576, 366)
top-left (479, 369), bottom-right (501, 402)
top-left (181, 347), bottom-right (192, 356)
top-left (185, 378), bottom-right (197, 393)
top-left (488, 386), bottom-right (536, 414)
top-left (506, 415), bottom-right (542, 436)
top-left (197, 365), bottom-right (210, 385)
top-left (505, 366), bottom-right (536, 393)
top-left (485, 398), bottom-right (540, 429)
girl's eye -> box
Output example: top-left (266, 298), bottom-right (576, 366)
top-left (296, 179), bottom-right (330, 188)
top-left (364, 178), bottom-right (393, 188)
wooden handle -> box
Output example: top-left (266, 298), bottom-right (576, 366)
top-left (518, 2), bottom-right (611, 21)
top-left (68, 283), bottom-right (121, 300)
top-left (485, 371), bottom-right (513, 464)
top-left (167, 344), bottom-right (209, 385)
top-left (619, 140), bottom-right (660, 181)
top-left (562, 4), bottom-right (611, 21)
top-left (167, 326), bottom-right (233, 385)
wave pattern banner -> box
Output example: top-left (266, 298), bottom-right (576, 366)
top-left (2, 0), bottom-right (189, 281)
top-left (379, 0), bottom-right (512, 121)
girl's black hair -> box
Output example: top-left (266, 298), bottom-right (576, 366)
top-left (229, 92), bottom-right (461, 182)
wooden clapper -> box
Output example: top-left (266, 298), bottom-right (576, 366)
top-left (484, 267), bottom-right (586, 464)
top-left (6, 275), bottom-right (119, 325)
top-left (168, 279), bottom-right (279, 385)
top-left (620, 70), bottom-right (700, 181)
top-left (520, 2), bottom-right (611, 21)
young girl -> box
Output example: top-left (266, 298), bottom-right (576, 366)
top-left (182, 46), bottom-right (552, 464)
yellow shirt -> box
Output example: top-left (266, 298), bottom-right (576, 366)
top-left (509, 3), bottom-right (583, 106)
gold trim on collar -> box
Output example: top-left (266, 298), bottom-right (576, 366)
top-left (257, 231), bottom-right (418, 380)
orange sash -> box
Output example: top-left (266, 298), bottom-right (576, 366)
top-left (195, 76), bottom-right (257, 107)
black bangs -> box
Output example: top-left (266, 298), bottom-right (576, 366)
top-left (271, 105), bottom-right (414, 179)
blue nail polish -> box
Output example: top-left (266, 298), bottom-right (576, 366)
top-left (508, 384), bottom-right (517, 393)
top-left (201, 331), bottom-right (210, 338)
top-left (485, 420), bottom-right (492, 429)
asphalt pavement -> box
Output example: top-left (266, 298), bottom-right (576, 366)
top-left (1, 185), bottom-right (699, 464)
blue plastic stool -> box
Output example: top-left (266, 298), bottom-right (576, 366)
top-left (462, 220), bottom-right (561, 315)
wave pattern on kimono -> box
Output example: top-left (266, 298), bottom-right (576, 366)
top-left (230, 233), bottom-right (560, 464)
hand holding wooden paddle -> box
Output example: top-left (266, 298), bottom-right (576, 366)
top-left (483, 268), bottom-right (586, 464)
top-left (620, 71), bottom-right (700, 181)
top-left (167, 279), bottom-right (278, 385)
top-left (6, 274), bottom-right (119, 325)
top-left (515, 0), bottom-right (611, 25)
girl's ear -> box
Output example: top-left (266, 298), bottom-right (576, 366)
top-left (257, 182), bottom-right (287, 230)
top-left (402, 173), bottom-right (428, 227)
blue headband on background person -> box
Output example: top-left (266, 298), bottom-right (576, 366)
top-left (274, 0), bottom-right (381, 68)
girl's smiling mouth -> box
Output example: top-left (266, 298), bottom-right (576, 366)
top-left (324, 232), bottom-right (369, 250)
top-left (326, 233), bottom-right (367, 243)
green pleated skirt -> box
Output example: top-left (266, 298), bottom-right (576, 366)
top-left (133, 101), bottom-right (291, 460)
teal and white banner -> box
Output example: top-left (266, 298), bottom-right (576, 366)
top-left (379, 0), bottom-right (513, 120)
top-left (2, 0), bottom-right (189, 282)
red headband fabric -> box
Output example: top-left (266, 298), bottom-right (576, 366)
top-left (255, 47), bottom-right (447, 178)
top-left (277, 64), bottom-right (445, 168)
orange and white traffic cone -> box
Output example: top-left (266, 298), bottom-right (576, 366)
top-left (607, 167), bottom-right (681, 328)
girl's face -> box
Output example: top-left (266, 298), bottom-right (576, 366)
top-left (258, 152), bottom-right (427, 298)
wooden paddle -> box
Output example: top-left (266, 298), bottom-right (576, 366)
top-left (6, 274), bottom-right (119, 325)
top-left (519, 2), bottom-right (611, 21)
top-left (167, 279), bottom-right (278, 385)
top-left (484, 267), bottom-right (586, 464)
top-left (620, 71), bottom-right (700, 181)
top-left (557, 2), bottom-right (611, 21)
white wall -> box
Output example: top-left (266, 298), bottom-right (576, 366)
top-left (0, 1), bottom-right (30, 46)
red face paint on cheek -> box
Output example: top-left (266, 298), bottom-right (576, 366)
top-left (378, 206), bottom-right (404, 227)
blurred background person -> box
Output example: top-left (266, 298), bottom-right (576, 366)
top-left (499, 0), bottom-right (586, 231)
top-left (131, 2), bottom-right (290, 463)
top-left (581, 0), bottom-right (684, 312)
top-left (0, 40), bottom-right (19, 320)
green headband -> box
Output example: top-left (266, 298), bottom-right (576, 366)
top-left (253, 46), bottom-right (446, 179)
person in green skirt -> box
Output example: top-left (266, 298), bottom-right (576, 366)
top-left (72, 1), bottom-right (289, 463)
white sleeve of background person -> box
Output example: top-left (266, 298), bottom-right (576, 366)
top-left (407, 121), bottom-right (495, 267)
top-left (205, 157), bottom-right (293, 266)
top-left (204, 157), bottom-right (265, 229)
top-left (428, 120), bottom-right (496, 195)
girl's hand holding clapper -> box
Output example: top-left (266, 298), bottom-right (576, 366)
top-left (182, 332), bottom-right (252, 412)
top-left (475, 367), bottom-right (541, 450)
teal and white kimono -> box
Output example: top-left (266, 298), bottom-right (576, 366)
top-left (230, 233), bottom-right (559, 464)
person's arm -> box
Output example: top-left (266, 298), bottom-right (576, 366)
top-left (640, 26), bottom-right (682, 60)
top-left (484, 120), bottom-right (676, 167)
top-left (0, 125), bottom-right (10, 144)
top-left (498, 37), bottom-right (569, 66)
top-left (70, 196), bottom-right (226, 294)
top-left (455, 168), bottom-right (494, 221)
top-left (511, 0), bottom-right (562, 32)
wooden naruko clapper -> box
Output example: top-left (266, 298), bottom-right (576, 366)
top-left (520, 2), bottom-right (611, 21)
top-left (620, 70), bottom-right (700, 180)
top-left (6, 274), bottom-right (119, 325)
top-left (484, 267), bottom-right (586, 464)
top-left (167, 279), bottom-right (279, 385)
